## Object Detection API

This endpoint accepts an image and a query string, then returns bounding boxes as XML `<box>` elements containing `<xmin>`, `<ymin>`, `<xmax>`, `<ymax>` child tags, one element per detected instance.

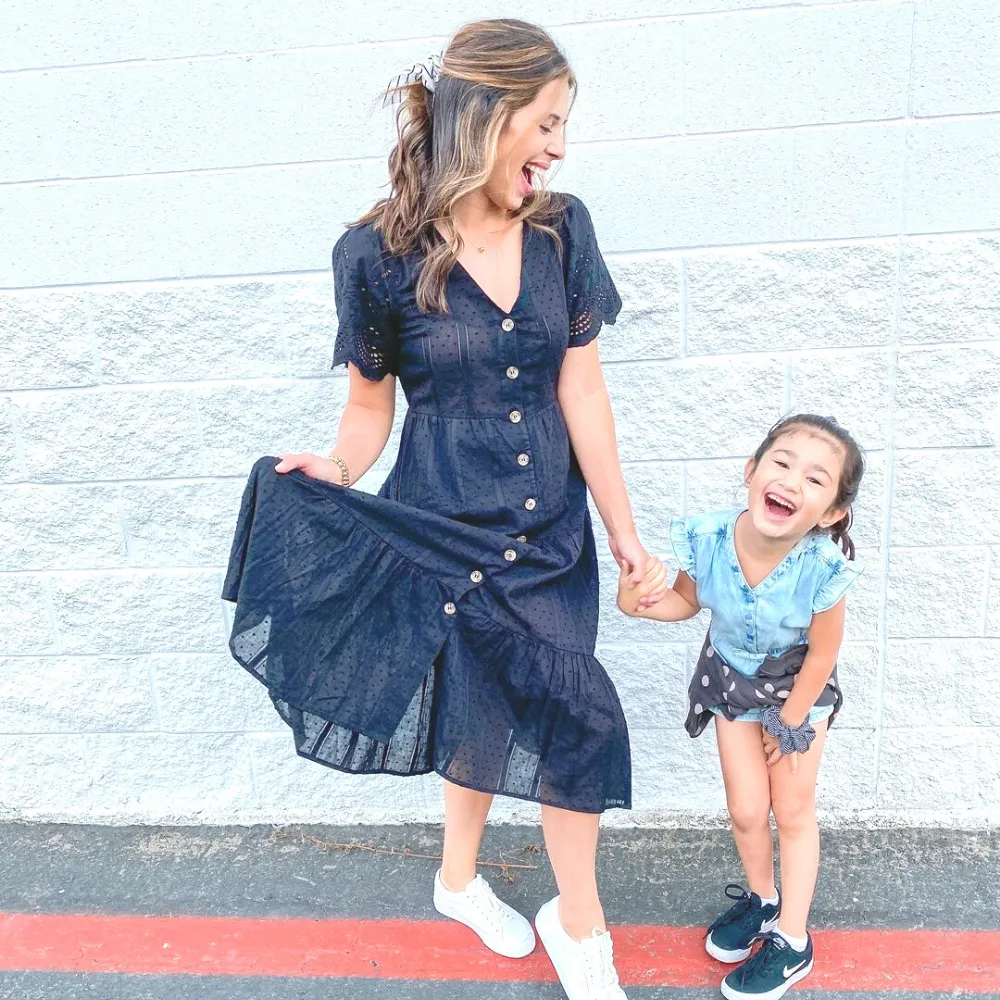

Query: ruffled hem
<box><xmin>223</xmin><ymin>456</ymin><xmax>631</xmax><ymax>813</ymax></box>
<box><xmin>669</xmin><ymin>516</ymin><xmax>697</xmax><ymax>580</ymax></box>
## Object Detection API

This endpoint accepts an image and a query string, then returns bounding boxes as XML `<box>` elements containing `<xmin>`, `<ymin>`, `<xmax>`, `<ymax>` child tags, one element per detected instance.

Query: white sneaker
<box><xmin>433</xmin><ymin>869</ymin><xmax>535</xmax><ymax>958</ymax></box>
<box><xmin>535</xmin><ymin>896</ymin><xmax>628</xmax><ymax>999</ymax></box>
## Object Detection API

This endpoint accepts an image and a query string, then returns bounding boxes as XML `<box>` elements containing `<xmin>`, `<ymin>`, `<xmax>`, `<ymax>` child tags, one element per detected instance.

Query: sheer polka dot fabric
<box><xmin>225</xmin><ymin>195</ymin><xmax>629</xmax><ymax>813</ymax></box>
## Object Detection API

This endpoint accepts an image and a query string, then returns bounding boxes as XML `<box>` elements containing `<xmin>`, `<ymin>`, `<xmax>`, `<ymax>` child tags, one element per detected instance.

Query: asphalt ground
<box><xmin>1</xmin><ymin>823</ymin><xmax>997</xmax><ymax>999</ymax></box>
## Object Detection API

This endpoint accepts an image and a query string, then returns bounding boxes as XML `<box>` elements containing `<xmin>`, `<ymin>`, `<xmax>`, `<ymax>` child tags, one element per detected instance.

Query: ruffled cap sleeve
<box><xmin>669</xmin><ymin>516</ymin><xmax>698</xmax><ymax>580</ymax></box>
<box><xmin>812</xmin><ymin>548</ymin><xmax>864</xmax><ymax>613</ymax></box>
<box><xmin>561</xmin><ymin>195</ymin><xmax>622</xmax><ymax>347</ymax></box>
<box><xmin>332</xmin><ymin>225</ymin><xmax>398</xmax><ymax>381</ymax></box>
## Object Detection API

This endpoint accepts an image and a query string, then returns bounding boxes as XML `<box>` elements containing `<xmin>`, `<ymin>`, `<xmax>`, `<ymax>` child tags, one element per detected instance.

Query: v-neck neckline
<box><xmin>730</xmin><ymin>509</ymin><xmax>805</xmax><ymax>592</ymax></box>
<box><xmin>446</xmin><ymin>224</ymin><xmax>528</xmax><ymax>317</ymax></box>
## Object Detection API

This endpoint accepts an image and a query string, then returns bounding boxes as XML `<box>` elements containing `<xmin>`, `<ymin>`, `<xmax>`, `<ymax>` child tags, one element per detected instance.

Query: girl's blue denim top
<box><xmin>670</xmin><ymin>508</ymin><xmax>863</xmax><ymax>680</ymax></box>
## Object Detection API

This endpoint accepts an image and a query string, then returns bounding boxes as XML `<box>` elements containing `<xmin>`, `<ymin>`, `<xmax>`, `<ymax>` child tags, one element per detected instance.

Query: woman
<box><xmin>223</xmin><ymin>19</ymin><xmax>664</xmax><ymax>1000</ymax></box>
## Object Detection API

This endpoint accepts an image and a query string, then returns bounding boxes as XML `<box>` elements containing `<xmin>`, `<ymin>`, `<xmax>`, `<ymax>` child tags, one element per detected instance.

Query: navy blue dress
<box><xmin>223</xmin><ymin>195</ymin><xmax>631</xmax><ymax>812</ymax></box>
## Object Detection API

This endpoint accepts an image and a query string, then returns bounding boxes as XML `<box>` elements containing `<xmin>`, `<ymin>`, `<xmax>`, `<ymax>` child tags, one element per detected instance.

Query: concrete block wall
<box><xmin>1</xmin><ymin>0</ymin><xmax>998</xmax><ymax>828</ymax></box>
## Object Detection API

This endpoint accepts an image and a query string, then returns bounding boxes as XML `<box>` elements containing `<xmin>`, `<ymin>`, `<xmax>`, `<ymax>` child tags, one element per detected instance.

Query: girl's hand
<box><xmin>762</xmin><ymin>729</ymin><xmax>799</xmax><ymax>773</ymax></box>
<box><xmin>610</xmin><ymin>532</ymin><xmax>668</xmax><ymax>609</ymax></box>
<box><xmin>275</xmin><ymin>452</ymin><xmax>344</xmax><ymax>485</ymax></box>
<box><xmin>617</xmin><ymin>556</ymin><xmax>667</xmax><ymax>614</ymax></box>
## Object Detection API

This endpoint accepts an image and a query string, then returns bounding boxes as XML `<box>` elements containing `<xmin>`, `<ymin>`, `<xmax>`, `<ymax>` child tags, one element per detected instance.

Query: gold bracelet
<box><xmin>327</xmin><ymin>453</ymin><xmax>351</xmax><ymax>487</ymax></box>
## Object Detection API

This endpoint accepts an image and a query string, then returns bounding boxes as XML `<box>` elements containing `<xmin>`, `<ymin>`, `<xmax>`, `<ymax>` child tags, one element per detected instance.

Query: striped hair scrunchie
<box><xmin>383</xmin><ymin>53</ymin><xmax>443</xmax><ymax>107</ymax></box>
<box><xmin>761</xmin><ymin>705</ymin><xmax>817</xmax><ymax>755</ymax></box>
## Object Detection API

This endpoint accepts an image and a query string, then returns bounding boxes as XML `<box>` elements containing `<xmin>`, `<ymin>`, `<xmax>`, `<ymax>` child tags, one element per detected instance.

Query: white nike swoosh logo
<box><xmin>783</xmin><ymin>959</ymin><xmax>808</xmax><ymax>979</ymax></box>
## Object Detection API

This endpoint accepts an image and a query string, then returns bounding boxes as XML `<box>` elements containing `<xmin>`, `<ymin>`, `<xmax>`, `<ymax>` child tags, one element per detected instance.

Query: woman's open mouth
<box><xmin>518</xmin><ymin>164</ymin><xmax>535</xmax><ymax>197</ymax></box>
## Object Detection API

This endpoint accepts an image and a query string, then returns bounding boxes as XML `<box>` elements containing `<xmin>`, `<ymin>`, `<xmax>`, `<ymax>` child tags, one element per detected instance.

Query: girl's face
<box><xmin>744</xmin><ymin>430</ymin><xmax>847</xmax><ymax>545</ymax></box>
<box><xmin>485</xmin><ymin>77</ymin><xmax>571</xmax><ymax>213</ymax></box>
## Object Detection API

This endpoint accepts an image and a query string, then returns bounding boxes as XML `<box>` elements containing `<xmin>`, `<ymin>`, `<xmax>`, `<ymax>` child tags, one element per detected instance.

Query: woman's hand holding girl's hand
<box><xmin>275</xmin><ymin>452</ymin><xmax>345</xmax><ymax>485</ymax></box>
<box><xmin>617</xmin><ymin>555</ymin><xmax>668</xmax><ymax>614</ymax></box>
<box><xmin>609</xmin><ymin>532</ymin><xmax>668</xmax><ymax>609</ymax></box>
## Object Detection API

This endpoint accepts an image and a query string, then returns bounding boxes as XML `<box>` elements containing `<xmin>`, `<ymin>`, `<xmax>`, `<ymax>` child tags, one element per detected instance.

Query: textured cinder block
<box><xmin>0</xmin><ymin>398</ymin><xmax>20</xmax><ymax>483</ymax></box>
<box><xmin>883</xmin><ymin>639</ymin><xmax>999</xmax><ymax>728</ymax></box>
<box><xmin>892</xmin><ymin>449</ymin><xmax>999</xmax><ymax>546</ymax></box>
<box><xmin>0</xmin><ymin>0</ymin><xmax>841</xmax><ymax>73</ymax></box>
<box><xmin>561</xmin><ymin>130</ymin><xmax>790</xmax><ymax>251</ymax></box>
<box><xmin>599</xmin><ymin>642</ymin><xmax>693</xmax><ymax>731</ymax></box>
<box><xmin>686</xmin><ymin>243</ymin><xmax>897</xmax><ymax>355</ymax></box>
<box><xmin>987</xmin><ymin>548</ymin><xmax>1000</xmax><ymax>637</ymax></box>
<box><xmin>597</xmin><ymin>558</ymin><xmax>711</xmax><ymax>645</ymax></box>
<box><xmin>894</xmin><ymin>346</ymin><xmax>1000</xmax><ymax>448</ymax></box>
<box><xmin>0</xmin><ymin>735</ymin><xmax>92</xmax><ymax>819</ymax></box>
<box><xmin>48</xmin><ymin>570</ymin><xmax>225</xmax><ymax>655</ymax></box>
<box><xmin>120</xmin><ymin>479</ymin><xmax>246</xmax><ymax>568</ymax></box>
<box><xmin>900</xmin><ymin>237</ymin><xmax>1000</xmax><ymax>344</ymax></box>
<box><xmin>558</xmin><ymin>21</ymin><xmax>683</xmax><ymax>143</ymax></box>
<box><xmin>0</xmin><ymin>484</ymin><xmax>126</xmax><ymax>571</ymax></box>
<box><xmin>92</xmin><ymin>282</ymin><xmax>285</xmax><ymax>383</ymax></box>
<box><xmin>0</xmin><ymin>655</ymin><xmax>156</xmax><ymax>733</ymax></box>
<box><xmin>685</xmin><ymin>5</ymin><xmax>911</xmax><ymax>132</ymax></box>
<box><xmin>247</xmin><ymin>732</ymin><xmax>438</xmax><ymax>823</ymax></box>
<box><xmin>790</xmin><ymin>123</ymin><xmax>907</xmax><ymax>239</ymax></box>
<box><xmin>85</xmin><ymin>733</ymin><xmax>255</xmax><ymax>822</ymax></box>
<box><xmin>816</xmin><ymin>729</ymin><xmax>877</xmax><ymax>813</ymax></box>
<box><xmin>14</xmin><ymin>388</ymin><xmax>203</xmax><ymax>482</ymax></box>
<box><xmin>629</xmin><ymin>727</ymin><xmax>728</xmax><ymax>816</ymax></box>
<box><xmin>152</xmin><ymin>653</ymin><xmax>286</xmax><ymax>733</ymax></box>
<box><xmin>0</xmin><ymin>50</ymin><xmax>398</xmax><ymax>182</ymax></box>
<box><xmin>886</xmin><ymin>547</ymin><xmax>987</xmax><ymax>639</ymax></box>
<box><xmin>789</xmin><ymin>349</ymin><xmax>893</xmax><ymax>450</ymax></box>
<box><xmin>842</xmin><ymin>548</ymin><xmax>880</xmax><ymax>643</ymax></box>
<box><xmin>602</xmin><ymin>255</ymin><xmax>682</xmax><ymax>363</ymax></box>
<box><xmin>0</xmin><ymin>159</ymin><xmax>386</xmax><ymax>287</ymax></box>
<box><xmin>0</xmin><ymin>574</ymin><xmax>58</xmax><ymax>654</ymax></box>
<box><xmin>0</xmin><ymin>292</ymin><xmax>97</xmax><ymax>391</ymax></box>
<box><xmin>283</xmin><ymin>277</ymin><xmax>340</xmax><ymax>379</ymax></box>
<box><xmin>195</xmin><ymin>380</ymin><xmax>351</xmax><ymax>477</ymax></box>
<box><xmin>606</xmin><ymin>359</ymin><xmax>784</xmax><ymax>462</ymax></box>
<box><xmin>610</xmin><ymin>462</ymin><xmax>685</xmax><ymax>557</ymax></box>
<box><xmin>685</xmin><ymin>459</ymin><xmax>747</xmax><ymax>517</ymax></box>
<box><xmin>849</xmin><ymin>449</ymin><xmax>887</xmax><ymax>552</ymax></box>
<box><xmin>907</xmin><ymin>118</ymin><xmax>1000</xmax><ymax>235</ymax></box>
<box><xmin>912</xmin><ymin>0</ymin><xmax>1000</xmax><ymax>117</ymax></box>
<box><xmin>877</xmin><ymin>728</ymin><xmax>1000</xmax><ymax>814</ymax></box>
<box><xmin>833</xmin><ymin>642</ymin><xmax>878</xmax><ymax>731</ymax></box>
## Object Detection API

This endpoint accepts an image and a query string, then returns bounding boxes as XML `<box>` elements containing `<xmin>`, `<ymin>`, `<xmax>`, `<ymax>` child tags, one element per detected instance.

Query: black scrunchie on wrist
<box><xmin>761</xmin><ymin>705</ymin><xmax>816</xmax><ymax>754</ymax></box>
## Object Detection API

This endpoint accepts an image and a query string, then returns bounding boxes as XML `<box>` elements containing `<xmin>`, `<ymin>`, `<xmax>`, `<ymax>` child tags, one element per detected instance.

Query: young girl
<box><xmin>618</xmin><ymin>414</ymin><xmax>865</xmax><ymax>1000</ymax></box>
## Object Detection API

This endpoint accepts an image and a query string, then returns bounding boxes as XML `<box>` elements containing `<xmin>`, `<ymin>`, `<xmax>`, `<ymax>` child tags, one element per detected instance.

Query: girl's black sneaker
<box><xmin>705</xmin><ymin>884</ymin><xmax>781</xmax><ymax>963</ymax></box>
<box><xmin>720</xmin><ymin>931</ymin><xmax>813</xmax><ymax>1000</ymax></box>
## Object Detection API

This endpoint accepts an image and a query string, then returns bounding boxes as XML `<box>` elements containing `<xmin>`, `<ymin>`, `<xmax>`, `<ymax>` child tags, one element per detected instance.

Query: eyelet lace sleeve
<box><xmin>331</xmin><ymin>225</ymin><xmax>398</xmax><ymax>381</ymax></box>
<box><xmin>561</xmin><ymin>195</ymin><xmax>622</xmax><ymax>347</ymax></box>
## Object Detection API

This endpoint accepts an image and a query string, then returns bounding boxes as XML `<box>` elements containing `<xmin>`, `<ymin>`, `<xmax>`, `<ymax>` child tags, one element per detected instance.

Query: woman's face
<box><xmin>484</xmin><ymin>76</ymin><xmax>572</xmax><ymax>213</ymax></box>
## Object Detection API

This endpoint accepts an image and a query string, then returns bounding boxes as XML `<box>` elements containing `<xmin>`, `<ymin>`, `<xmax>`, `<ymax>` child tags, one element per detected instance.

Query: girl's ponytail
<box><xmin>828</xmin><ymin>509</ymin><xmax>855</xmax><ymax>561</ymax></box>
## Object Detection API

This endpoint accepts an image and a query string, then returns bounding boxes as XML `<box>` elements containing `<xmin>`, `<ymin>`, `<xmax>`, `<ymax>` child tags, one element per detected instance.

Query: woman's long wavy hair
<box><xmin>356</xmin><ymin>19</ymin><xmax>576</xmax><ymax>313</ymax></box>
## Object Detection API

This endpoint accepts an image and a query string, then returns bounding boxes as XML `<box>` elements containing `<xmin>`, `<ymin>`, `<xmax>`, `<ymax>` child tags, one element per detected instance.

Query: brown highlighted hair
<box><xmin>750</xmin><ymin>414</ymin><xmax>865</xmax><ymax>560</ymax></box>
<box><xmin>357</xmin><ymin>19</ymin><xmax>575</xmax><ymax>313</ymax></box>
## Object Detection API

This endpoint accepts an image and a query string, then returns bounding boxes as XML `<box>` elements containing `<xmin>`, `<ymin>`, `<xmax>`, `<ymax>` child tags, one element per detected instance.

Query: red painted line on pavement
<box><xmin>1</xmin><ymin>913</ymin><xmax>998</xmax><ymax>993</ymax></box>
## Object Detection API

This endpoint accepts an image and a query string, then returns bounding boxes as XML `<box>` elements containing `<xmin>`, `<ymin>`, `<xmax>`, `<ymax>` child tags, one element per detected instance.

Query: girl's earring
<box><xmin>734</xmin><ymin>482</ymin><xmax>749</xmax><ymax>506</ymax></box>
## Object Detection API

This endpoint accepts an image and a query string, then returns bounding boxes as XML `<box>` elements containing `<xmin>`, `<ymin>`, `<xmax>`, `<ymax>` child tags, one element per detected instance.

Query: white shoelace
<box><xmin>465</xmin><ymin>875</ymin><xmax>508</xmax><ymax>933</ymax></box>
<box><xmin>581</xmin><ymin>930</ymin><xmax>624</xmax><ymax>997</ymax></box>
